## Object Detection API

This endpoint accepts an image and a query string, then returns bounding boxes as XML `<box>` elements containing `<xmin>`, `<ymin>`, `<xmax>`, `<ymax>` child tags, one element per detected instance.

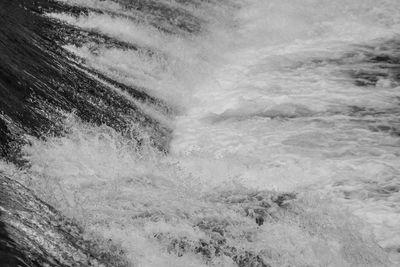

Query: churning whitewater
<box><xmin>1</xmin><ymin>0</ymin><xmax>400</xmax><ymax>266</ymax></box>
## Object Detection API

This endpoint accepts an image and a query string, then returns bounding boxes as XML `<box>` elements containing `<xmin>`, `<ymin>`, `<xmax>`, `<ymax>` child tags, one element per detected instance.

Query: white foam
<box><xmin>169</xmin><ymin>1</ymin><xmax>400</xmax><ymax>263</ymax></box>
<box><xmin>7</xmin><ymin>117</ymin><xmax>390</xmax><ymax>266</ymax></box>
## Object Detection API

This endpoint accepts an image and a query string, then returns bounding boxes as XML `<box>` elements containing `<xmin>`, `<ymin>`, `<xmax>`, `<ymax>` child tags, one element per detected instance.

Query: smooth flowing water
<box><xmin>2</xmin><ymin>0</ymin><xmax>400</xmax><ymax>266</ymax></box>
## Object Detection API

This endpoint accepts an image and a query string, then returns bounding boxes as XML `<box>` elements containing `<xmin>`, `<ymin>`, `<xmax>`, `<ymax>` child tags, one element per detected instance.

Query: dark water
<box><xmin>0</xmin><ymin>0</ymin><xmax>171</xmax><ymax>162</ymax></box>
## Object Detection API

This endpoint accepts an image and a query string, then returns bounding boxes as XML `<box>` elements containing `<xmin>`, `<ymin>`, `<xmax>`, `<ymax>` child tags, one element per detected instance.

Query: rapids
<box><xmin>1</xmin><ymin>0</ymin><xmax>400</xmax><ymax>266</ymax></box>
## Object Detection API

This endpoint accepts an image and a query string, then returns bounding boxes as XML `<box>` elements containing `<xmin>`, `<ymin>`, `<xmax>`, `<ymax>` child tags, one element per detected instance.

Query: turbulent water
<box><xmin>1</xmin><ymin>0</ymin><xmax>400</xmax><ymax>266</ymax></box>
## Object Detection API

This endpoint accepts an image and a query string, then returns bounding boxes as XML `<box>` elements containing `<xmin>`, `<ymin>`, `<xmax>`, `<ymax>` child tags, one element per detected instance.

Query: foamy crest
<box><xmin>9</xmin><ymin>117</ymin><xmax>389</xmax><ymax>266</ymax></box>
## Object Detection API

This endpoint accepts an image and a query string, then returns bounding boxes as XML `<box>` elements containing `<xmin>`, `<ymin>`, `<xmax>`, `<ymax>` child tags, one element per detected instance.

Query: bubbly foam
<box><xmin>3</xmin><ymin>117</ymin><xmax>389</xmax><ymax>266</ymax></box>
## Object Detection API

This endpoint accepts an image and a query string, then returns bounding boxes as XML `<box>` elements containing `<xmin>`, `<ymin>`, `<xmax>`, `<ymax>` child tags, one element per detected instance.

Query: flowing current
<box><xmin>2</xmin><ymin>0</ymin><xmax>400</xmax><ymax>266</ymax></box>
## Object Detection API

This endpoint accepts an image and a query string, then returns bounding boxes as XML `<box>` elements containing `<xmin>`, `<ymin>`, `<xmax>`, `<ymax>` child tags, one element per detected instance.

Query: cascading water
<box><xmin>1</xmin><ymin>0</ymin><xmax>400</xmax><ymax>266</ymax></box>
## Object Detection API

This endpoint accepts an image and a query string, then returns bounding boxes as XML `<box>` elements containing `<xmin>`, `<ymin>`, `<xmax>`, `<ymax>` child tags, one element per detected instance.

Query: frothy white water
<box><xmin>5</xmin><ymin>0</ymin><xmax>400</xmax><ymax>265</ymax></box>
<box><xmin>3</xmin><ymin>116</ymin><xmax>389</xmax><ymax>266</ymax></box>
<box><xmin>171</xmin><ymin>1</ymin><xmax>400</xmax><ymax>262</ymax></box>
